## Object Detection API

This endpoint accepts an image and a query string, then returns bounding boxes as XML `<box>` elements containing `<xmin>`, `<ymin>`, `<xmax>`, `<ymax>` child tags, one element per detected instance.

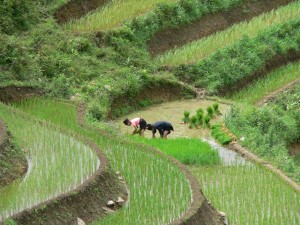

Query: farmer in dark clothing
<box><xmin>146</xmin><ymin>121</ymin><xmax>174</xmax><ymax>139</ymax></box>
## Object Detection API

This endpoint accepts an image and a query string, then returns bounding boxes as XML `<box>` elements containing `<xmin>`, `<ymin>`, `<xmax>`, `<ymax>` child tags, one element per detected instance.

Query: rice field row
<box><xmin>190</xmin><ymin>164</ymin><xmax>300</xmax><ymax>225</ymax></box>
<box><xmin>65</xmin><ymin>0</ymin><xmax>178</xmax><ymax>32</ymax></box>
<box><xmin>229</xmin><ymin>61</ymin><xmax>300</xmax><ymax>104</ymax></box>
<box><xmin>13</xmin><ymin>98</ymin><xmax>192</xmax><ymax>225</ymax></box>
<box><xmin>157</xmin><ymin>0</ymin><xmax>300</xmax><ymax>66</ymax></box>
<box><xmin>129</xmin><ymin>136</ymin><xmax>220</xmax><ymax>166</ymax></box>
<box><xmin>0</xmin><ymin>103</ymin><xmax>99</xmax><ymax>221</ymax></box>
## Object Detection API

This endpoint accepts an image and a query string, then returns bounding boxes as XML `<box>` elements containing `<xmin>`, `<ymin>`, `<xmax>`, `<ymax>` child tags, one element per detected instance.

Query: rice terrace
<box><xmin>0</xmin><ymin>0</ymin><xmax>300</xmax><ymax>224</ymax></box>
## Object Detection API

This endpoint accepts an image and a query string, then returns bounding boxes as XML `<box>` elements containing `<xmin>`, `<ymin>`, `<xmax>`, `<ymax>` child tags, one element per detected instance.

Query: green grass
<box><xmin>295</xmin><ymin>154</ymin><xmax>300</xmax><ymax>166</ymax></box>
<box><xmin>13</xmin><ymin>98</ymin><xmax>192</xmax><ymax>225</ymax></box>
<box><xmin>190</xmin><ymin>164</ymin><xmax>300</xmax><ymax>225</ymax></box>
<box><xmin>65</xmin><ymin>0</ymin><xmax>178</xmax><ymax>32</ymax></box>
<box><xmin>229</xmin><ymin>62</ymin><xmax>300</xmax><ymax>104</ymax></box>
<box><xmin>0</xmin><ymin>103</ymin><xmax>99</xmax><ymax>221</ymax></box>
<box><xmin>129</xmin><ymin>136</ymin><xmax>220</xmax><ymax>166</ymax></box>
<box><xmin>157</xmin><ymin>1</ymin><xmax>300</xmax><ymax>66</ymax></box>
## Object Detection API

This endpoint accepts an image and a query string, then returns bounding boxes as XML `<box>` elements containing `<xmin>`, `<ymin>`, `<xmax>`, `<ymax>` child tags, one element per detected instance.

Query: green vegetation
<box><xmin>67</xmin><ymin>0</ymin><xmax>243</xmax><ymax>35</ymax></box>
<box><xmin>2</xmin><ymin>0</ymin><xmax>300</xmax><ymax>224</ymax></box>
<box><xmin>230</xmin><ymin>62</ymin><xmax>300</xmax><ymax>104</ymax></box>
<box><xmin>65</xmin><ymin>0</ymin><xmax>178</xmax><ymax>32</ymax></box>
<box><xmin>182</xmin><ymin>110</ymin><xmax>190</xmax><ymax>124</ymax></box>
<box><xmin>0</xmin><ymin>103</ymin><xmax>99</xmax><ymax>220</ymax></box>
<box><xmin>13</xmin><ymin>98</ymin><xmax>192</xmax><ymax>224</ymax></box>
<box><xmin>183</xmin><ymin>103</ymin><xmax>221</xmax><ymax>129</ymax></box>
<box><xmin>191</xmin><ymin>164</ymin><xmax>300</xmax><ymax>225</ymax></box>
<box><xmin>211</xmin><ymin>123</ymin><xmax>233</xmax><ymax>145</ymax></box>
<box><xmin>157</xmin><ymin>1</ymin><xmax>300</xmax><ymax>66</ymax></box>
<box><xmin>225</xmin><ymin>106</ymin><xmax>300</xmax><ymax>182</ymax></box>
<box><xmin>129</xmin><ymin>136</ymin><xmax>220</xmax><ymax>166</ymax></box>
<box><xmin>174</xmin><ymin>18</ymin><xmax>300</xmax><ymax>94</ymax></box>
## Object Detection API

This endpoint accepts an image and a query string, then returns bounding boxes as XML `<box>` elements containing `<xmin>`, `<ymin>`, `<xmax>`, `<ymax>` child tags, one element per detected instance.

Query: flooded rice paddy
<box><xmin>117</xmin><ymin>99</ymin><xmax>300</xmax><ymax>225</ymax></box>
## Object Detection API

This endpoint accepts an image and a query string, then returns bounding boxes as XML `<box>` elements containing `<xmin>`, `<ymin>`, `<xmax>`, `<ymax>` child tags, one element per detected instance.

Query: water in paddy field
<box><xmin>117</xmin><ymin>99</ymin><xmax>247</xmax><ymax>164</ymax></box>
<box><xmin>202</xmin><ymin>138</ymin><xmax>249</xmax><ymax>166</ymax></box>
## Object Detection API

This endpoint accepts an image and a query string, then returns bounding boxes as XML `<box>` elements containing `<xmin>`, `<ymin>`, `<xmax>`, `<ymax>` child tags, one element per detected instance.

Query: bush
<box><xmin>0</xmin><ymin>0</ymin><xmax>39</xmax><ymax>34</ymax></box>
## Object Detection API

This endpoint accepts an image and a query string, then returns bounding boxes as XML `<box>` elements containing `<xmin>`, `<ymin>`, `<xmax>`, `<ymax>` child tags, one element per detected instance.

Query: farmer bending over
<box><xmin>146</xmin><ymin>121</ymin><xmax>174</xmax><ymax>139</ymax></box>
<box><xmin>123</xmin><ymin>117</ymin><xmax>147</xmax><ymax>136</ymax></box>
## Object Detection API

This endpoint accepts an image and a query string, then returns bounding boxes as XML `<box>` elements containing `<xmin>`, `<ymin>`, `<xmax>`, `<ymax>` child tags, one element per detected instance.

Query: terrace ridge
<box><xmin>54</xmin><ymin>0</ymin><xmax>110</xmax><ymax>24</ymax></box>
<box><xmin>0</xmin><ymin>118</ymin><xmax>27</xmax><ymax>187</ymax></box>
<box><xmin>148</xmin><ymin>0</ymin><xmax>294</xmax><ymax>56</ymax></box>
<box><xmin>256</xmin><ymin>77</ymin><xmax>300</xmax><ymax>106</ymax></box>
<box><xmin>221</xmin><ymin>51</ymin><xmax>300</xmax><ymax>96</ymax></box>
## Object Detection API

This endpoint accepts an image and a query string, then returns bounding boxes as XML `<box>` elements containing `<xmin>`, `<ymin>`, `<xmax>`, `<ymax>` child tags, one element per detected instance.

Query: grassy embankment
<box><xmin>172</xmin><ymin>17</ymin><xmax>300</xmax><ymax>95</ymax></box>
<box><xmin>65</xmin><ymin>0</ymin><xmax>178</xmax><ymax>31</ymax></box>
<box><xmin>157</xmin><ymin>0</ymin><xmax>300</xmax><ymax>66</ymax></box>
<box><xmin>66</xmin><ymin>0</ymin><xmax>243</xmax><ymax>32</ymax></box>
<box><xmin>13</xmin><ymin>98</ymin><xmax>192</xmax><ymax>225</ymax></box>
<box><xmin>0</xmin><ymin>103</ymin><xmax>99</xmax><ymax>221</ymax></box>
<box><xmin>230</xmin><ymin>61</ymin><xmax>300</xmax><ymax>104</ymax></box>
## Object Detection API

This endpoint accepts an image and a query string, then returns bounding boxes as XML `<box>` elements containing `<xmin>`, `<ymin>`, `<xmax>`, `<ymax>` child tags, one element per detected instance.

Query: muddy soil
<box><xmin>289</xmin><ymin>142</ymin><xmax>300</xmax><ymax>156</ymax></box>
<box><xmin>0</xmin><ymin>119</ymin><xmax>27</xmax><ymax>186</ymax></box>
<box><xmin>108</xmin><ymin>81</ymin><xmax>196</xmax><ymax>119</ymax></box>
<box><xmin>54</xmin><ymin>0</ymin><xmax>109</xmax><ymax>24</ymax></box>
<box><xmin>148</xmin><ymin>0</ymin><xmax>293</xmax><ymax>56</ymax></box>
<box><xmin>0</xmin><ymin>86</ymin><xmax>43</xmax><ymax>104</ymax></box>
<box><xmin>117</xmin><ymin>99</ymin><xmax>230</xmax><ymax>139</ymax></box>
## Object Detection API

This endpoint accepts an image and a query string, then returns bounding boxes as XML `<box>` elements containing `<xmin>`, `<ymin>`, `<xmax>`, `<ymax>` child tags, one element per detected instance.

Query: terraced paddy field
<box><xmin>9</xmin><ymin>98</ymin><xmax>198</xmax><ymax>225</ymax></box>
<box><xmin>117</xmin><ymin>99</ymin><xmax>300</xmax><ymax>225</ymax></box>
<box><xmin>1</xmin><ymin>0</ymin><xmax>300</xmax><ymax>224</ymax></box>
<box><xmin>0</xmin><ymin>103</ymin><xmax>100</xmax><ymax>222</ymax></box>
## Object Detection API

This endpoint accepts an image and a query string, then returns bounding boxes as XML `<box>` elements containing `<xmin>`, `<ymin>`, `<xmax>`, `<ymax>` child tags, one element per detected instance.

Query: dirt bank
<box><xmin>0</xmin><ymin>119</ymin><xmax>27</xmax><ymax>187</ymax></box>
<box><xmin>4</xmin><ymin>120</ymin><xmax>128</xmax><ymax>225</ymax></box>
<box><xmin>108</xmin><ymin>80</ymin><xmax>197</xmax><ymax>119</ymax></box>
<box><xmin>256</xmin><ymin>77</ymin><xmax>300</xmax><ymax>106</ymax></box>
<box><xmin>289</xmin><ymin>142</ymin><xmax>300</xmax><ymax>156</ymax></box>
<box><xmin>0</xmin><ymin>86</ymin><xmax>43</xmax><ymax>104</ymax></box>
<box><xmin>54</xmin><ymin>0</ymin><xmax>109</xmax><ymax>24</ymax></box>
<box><xmin>223</xmin><ymin>51</ymin><xmax>300</xmax><ymax>96</ymax></box>
<box><xmin>148</xmin><ymin>0</ymin><xmax>293</xmax><ymax>56</ymax></box>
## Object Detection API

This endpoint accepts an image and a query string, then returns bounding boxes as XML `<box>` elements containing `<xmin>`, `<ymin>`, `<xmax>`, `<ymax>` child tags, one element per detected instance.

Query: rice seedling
<box><xmin>0</xmin><ymin>103</ymin><xmax>99</xmax><ymax>221</ymax></box>
<box><xmin>182</xmin><ymin>110</ymin><xmax>190</xmax><ymax>124</ymax></box>
<box><xmin>190</xmin><ymin>164</ymin><xmax>300</xmax><ymax>225</ymax></box>
<box><xmin>65</xmin><ymin>0</ymin><xmax>178</xmax><ymax>32</ymax></box>
<box><xmin>157</xmin><ymin>1</ymin><xmax>300</xmax><ymax>66</ymax></box>
<box><xmin>230</xmin><ymin>61</ymin><xmax>300</xmax><ymax>104</ymax></box>
<box><xmin>129</xmin><ymin>136</ymin><xmax>220</xmax><ymax>166</ymax></box>
<box><xmin>13</xmin><ymin>98</ymin><xmax>192</xmax><ymax>224</ymax></box>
